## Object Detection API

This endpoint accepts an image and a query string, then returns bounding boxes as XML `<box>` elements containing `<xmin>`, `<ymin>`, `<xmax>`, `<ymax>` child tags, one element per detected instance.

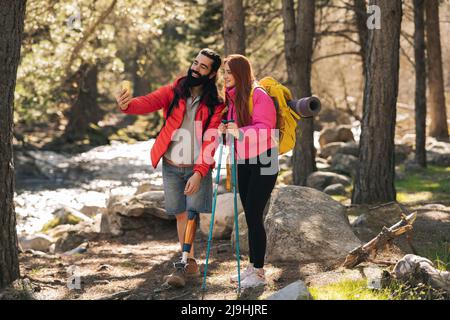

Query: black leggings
<box><xmin>237</xmin><ymin>152</ymin><xmax>278</xmax><ymax>269</ymax></box>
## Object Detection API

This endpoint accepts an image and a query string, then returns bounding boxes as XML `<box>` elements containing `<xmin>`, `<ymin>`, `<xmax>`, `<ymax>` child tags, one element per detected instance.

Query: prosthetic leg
<box><xmin>174</xmin><ymin>209</ymin><xmax>198</xmax><ymax>270</ymax></box>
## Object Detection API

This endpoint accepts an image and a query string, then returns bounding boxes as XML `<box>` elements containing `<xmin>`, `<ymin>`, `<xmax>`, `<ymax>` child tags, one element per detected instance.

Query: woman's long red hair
<box><xmin>224</xmin><ymin>55</ymin><xmax>255</xmax><ymax>127</ymax></box>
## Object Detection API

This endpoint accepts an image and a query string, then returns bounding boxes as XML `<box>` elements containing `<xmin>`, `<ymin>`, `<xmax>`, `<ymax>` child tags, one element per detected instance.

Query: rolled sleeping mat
<box><xmin>287</xmin><ymin>96</ymin><xmax>321</xmax><ymax>118</ymax></box>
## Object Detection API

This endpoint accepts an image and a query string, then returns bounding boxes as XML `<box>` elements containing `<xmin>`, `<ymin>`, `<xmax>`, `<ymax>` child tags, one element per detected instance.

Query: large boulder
<box><xmin>199</xmin><ymin>193</ymin><xmax>244</xmax><ymax>240</ymax></box>
<box><xmin>306</xmin><ymin>171</ymin><xmax>352</xmax><ymax>191</ymax></box>
<box><xmin>319</xmin><ymin>125</ymin><xmax>355</xmax><ymax>149</ymax></box>
<box><xmin>265</xmin><ymin>186</ymin><xmax>362</xmax><ymax>267</ymax></box>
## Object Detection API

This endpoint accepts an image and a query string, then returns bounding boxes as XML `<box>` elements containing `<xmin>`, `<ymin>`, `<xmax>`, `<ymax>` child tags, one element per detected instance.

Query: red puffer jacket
<box><xmin>121</xmin><ymin>77</ymin><xmax>225</xmax><ymax>177</ymax></box>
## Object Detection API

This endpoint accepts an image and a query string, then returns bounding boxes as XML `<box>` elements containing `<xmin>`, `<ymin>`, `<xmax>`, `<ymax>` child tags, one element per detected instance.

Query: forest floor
<box><xmin>11</xmin><ymin>204</ymin><xmax>450</xmax><ymax>300</ymax></box>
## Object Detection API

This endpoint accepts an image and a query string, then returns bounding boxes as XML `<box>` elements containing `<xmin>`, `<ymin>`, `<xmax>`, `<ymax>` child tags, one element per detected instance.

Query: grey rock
<box><xmin>307</xmin><ymin>171</ymin><xmax>351</xmax><ymax>191</ymax></box>
<box><xmin>336</xmin><ymin>141</ymin><xmax>359</xmax><ymax>157</ymax></box>
<box><xmin>55</xmin><ymin>231</ymin><xmax>87</xmax><ymax>253</ymax></box>
<box><xmin>19</xmin><ymin>234</ymin><xmax>55</xmax><ymax>252</ymax></box>
<box><xmin>80</xmin><ymin>206</ymin><xmax>105</xmax><ymax>217</ymax></box>
<box><xmin>265</xmin><ymin>186</ymin><xmax>362</xmax><ymax>266</ymax></box>
<box><xmin>319</xmin><ymin>142</ymin><xmax>345</xmax><ymax>159</ymax></box>
<box><xmin>231</xmin><ymin>197</ymin><xmax>271</xmax><ymax>255</ymax></box>
<box><xmin>323</xmin><ymin>183</ymin><xmax>346</xmax><ymax>196</ymax></box>
<box><xmin>107</xmin><ymin>191</ymin><xmax>172</xmax><ymax>220</ymax></box>
<box><xmin>330</xmin><ymin>153</ymin><xmax>359</xmax><ymax>177</ymax></box>
<box><xmin>100</xmin><ymin>210</ymin><xmax>175</xmax><ymax>236</ymax></box>
<box><xmin>134</xmin><ymin>183</ymin><xmax>164</xmax><ymax>195</ymax></box>
<box><xmin>63</xmin><ymin>242</ymin><xmax>89</xmax><ymax>255</ymax></box>
<box><xmin>199</xmin><ymin>193</ymin><xmax>244</xmax><ymax>240</ymax></box>
<box><xmin>319</xmin><ymin>125</ymin><xmax>355</xmax><ymax>149</ymax></box>
<box><xmin>266</xmin><ymin>280</ymin><xmax>312</xmax><ymax>300</ymax></box>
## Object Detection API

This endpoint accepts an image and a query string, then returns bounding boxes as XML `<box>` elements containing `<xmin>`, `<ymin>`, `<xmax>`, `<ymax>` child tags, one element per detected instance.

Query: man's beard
<box><xmin>186</xmin><ymin>68</ymin><xmax>212</xmax><ymax>87</ymax></box>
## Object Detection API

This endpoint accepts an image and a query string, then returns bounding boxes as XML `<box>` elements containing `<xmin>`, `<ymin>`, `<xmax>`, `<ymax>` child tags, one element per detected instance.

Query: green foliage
<box><xmin>396</xmin><ymin>165</ymin><xmax>450</xmax><ymax>202</ymax></box>
<box><xmin>309</xmin><ymin>279</ymin><xmax>392</xmax><ymax>300</ymax></box>
<box><xmin>419</xmin><ymin>241</ymin><xmax>450</xmax><ymax>272</ymax></box>
<box><xmin>385</xmin><ymin>279</ymin><xmax>449</xmax><ymax>300</ymax></box>
<box><xmin>16</xmin><ymin>0</ymin><xmax>187</xmax><ymax>130</ymax></box>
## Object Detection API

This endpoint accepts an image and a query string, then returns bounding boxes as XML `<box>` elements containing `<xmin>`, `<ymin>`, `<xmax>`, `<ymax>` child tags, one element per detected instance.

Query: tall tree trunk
<box><xmin>64</xmin><ymin>63</ymin><xmax>104</xmax><ymax>142</ymax></box>
<box><xmin>0</xmin><ymin>0</ymin><xmax>26</xmax><ymax>289</ymax></box>
<box><xmin>352</xmin><ymin>0</ymin><xmax>402</xmax><ymax>205</ymax></box>
<box><xmin>223</xmin><ymin>0</ymin><xmax>246</xmax><ymax>55</ymax></box>
<box><xmin>425</xmin><ymin>0</ymin><xmax>448</xmax><ymax>140</ymax></box>
<box><xmin>354</xmin><ymin>0</ymin><xmax>368</xmax><ymax>78</ymax></box>
<box><xmin>282</xmin><ymin>0</ymin><xmax>316</xmax><ymax>186</ymax></box>
<box><xmin>414</xmin><ymin>0</ymin><xmax>427</xmax><ymax>167</ymax></box>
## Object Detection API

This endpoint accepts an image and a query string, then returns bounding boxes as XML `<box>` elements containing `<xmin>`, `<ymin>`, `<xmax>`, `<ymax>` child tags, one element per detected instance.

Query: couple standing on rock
<box><xmin>115</xmin><ymin>48</ymin><xmax>279</xmax><ymax>290</ymax></box>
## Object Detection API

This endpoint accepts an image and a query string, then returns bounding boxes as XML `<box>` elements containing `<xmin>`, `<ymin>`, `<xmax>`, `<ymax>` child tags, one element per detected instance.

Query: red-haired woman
<box><xmin>218</xmin><ymin>54</ymin><xmax>278</xmax><ymax>289</ymax></box>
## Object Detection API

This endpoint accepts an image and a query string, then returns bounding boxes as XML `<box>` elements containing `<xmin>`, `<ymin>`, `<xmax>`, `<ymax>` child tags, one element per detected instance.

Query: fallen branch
<box><xmin>343</xmin><ymin>210</ymin><xmax>417</xmax><ymax>268</ymax></box>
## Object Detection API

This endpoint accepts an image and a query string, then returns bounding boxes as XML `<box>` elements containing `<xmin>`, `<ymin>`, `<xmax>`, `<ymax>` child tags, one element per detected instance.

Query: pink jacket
<box><xmin>225</xmin><ymin>86</ymin><xmax>277</xmax><ymax>159</ymax></box>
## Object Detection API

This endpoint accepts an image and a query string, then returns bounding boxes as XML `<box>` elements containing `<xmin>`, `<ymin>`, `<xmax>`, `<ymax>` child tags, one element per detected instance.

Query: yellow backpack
<box><xmin>249</xmin><ymin>77</ymin><xmax>300</xmax><ymax>155</ymax></box>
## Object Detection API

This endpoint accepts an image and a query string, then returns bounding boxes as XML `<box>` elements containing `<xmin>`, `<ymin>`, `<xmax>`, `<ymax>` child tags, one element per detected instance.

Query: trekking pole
<box><xmin>201</xmin><ymin>122</ymin><xmax>226</xmax><ymax>297</ymax></box>
<box><xmin>229</xmin><ymin>120</ymin><xmax>241</xmax><ymax>295</ymax></box>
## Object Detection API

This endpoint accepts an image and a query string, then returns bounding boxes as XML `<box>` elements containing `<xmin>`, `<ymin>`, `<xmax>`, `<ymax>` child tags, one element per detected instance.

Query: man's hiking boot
<box><xmin>165</xmin><ymin>258</ymin><xmax>200</xmax><ymax>288</ymax></box>
<box><xmin>185</xmin><ymin>258</ymin><xmax>200</xmax><ymax>278</ymax></box>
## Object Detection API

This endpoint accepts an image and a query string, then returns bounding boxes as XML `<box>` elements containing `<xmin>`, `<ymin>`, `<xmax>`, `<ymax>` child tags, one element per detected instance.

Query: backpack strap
<box><xmin>248</xmin><ymin>82</ymin><xmax>266</xmax><ymax>114</ymax></box>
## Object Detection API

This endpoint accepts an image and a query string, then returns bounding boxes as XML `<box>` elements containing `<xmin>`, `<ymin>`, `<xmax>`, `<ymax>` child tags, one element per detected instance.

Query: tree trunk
<box><xmin>0</xmin><ymin>0</ymin><xmax>26</xmax><ymax>289</ymax></box>
<box><xmin>223</xmin><ymin>0</ymin><xmax>246</xmax><ymax>55</ymax></box>
<box><xmin>64</xmin><ymin>63</ymin><xmax>104</xmax><ymax>142</ymax></box>
<box><xmin>425</xmin><ymin>0</ymin><xmax>448</xmax><ymax>140</ymax></box>
<box><xmin>282</xmin><ymin>0</ymin><xmax>316</xmax><ymax>186</ymax></box>
<box><xmin>352</xmin><ymin>0</ymin><xmax>402</xmax><ymax>205</ymax></box>
<box><xmin>414</xmin><ymin>0</ymin><xmax>427</xmax><ymax>167</ymax></box>
<box><xmin>354</xmin><ymin>0</ymin><xmax>368</xmax><ymax>78</ymax></box>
